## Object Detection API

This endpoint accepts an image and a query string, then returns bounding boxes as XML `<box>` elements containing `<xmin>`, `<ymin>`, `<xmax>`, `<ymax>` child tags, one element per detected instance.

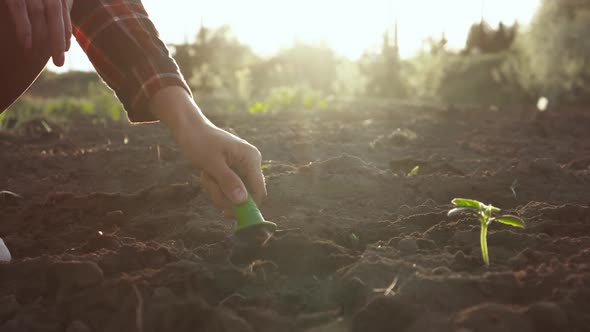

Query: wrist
<box><xmin>148</xmin><ymin>86</ymin><xmax>212</xmax><ymax>132</ymax></box>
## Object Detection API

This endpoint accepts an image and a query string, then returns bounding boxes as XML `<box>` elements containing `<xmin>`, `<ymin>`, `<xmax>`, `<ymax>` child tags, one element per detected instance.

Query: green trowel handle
<box><xmin>232</xmin><ymin>195</ymin><xmax>277</xmax><ymax>233</ymax></box>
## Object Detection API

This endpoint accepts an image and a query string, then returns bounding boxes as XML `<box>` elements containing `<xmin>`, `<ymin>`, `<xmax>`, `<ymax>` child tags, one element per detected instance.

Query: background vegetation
<box><xmin>2</xmin><ymin>0</ymin><xmax>589</xmax><ymax>128</ymax></box>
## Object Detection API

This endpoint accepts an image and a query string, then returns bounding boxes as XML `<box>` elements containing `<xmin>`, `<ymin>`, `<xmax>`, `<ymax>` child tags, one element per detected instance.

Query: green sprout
<box><xmin>448</xmin><ymin>198</ymin><xmax>525</xmax><ymax>266</ymax></box>
<box><xmin>407</xmin><ymin>165</ymin><xmax>420</xmax><ymax>177</ymax></box>
<box><xmin>349</xmin><ymin>232</ymin><xmax>360</xmax><ymax>250</ymax></box>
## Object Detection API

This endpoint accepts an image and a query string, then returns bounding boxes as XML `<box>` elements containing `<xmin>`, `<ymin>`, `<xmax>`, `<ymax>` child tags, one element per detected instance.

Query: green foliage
<box><xmin>403</xmin><ymin>50</ymin><xmax>447</xmax><ymax>99</ymax></box>
<box><xmin>0</xmin><ymin>85</ymin><xmax>124</xmax><ymax>129</ymax></box>
<box><xmin>173</xmin><ymin>28</ymin><xmax>353</xmax><ymax>106</ymax></box>
<box><xmin>515</xmin><ymin>0</ymin><xmax>590</xmax><ymax>105</ymax></box>
<box><xmin>436</xmin><ymin>51</ymin><xmax>528</xmax><ymax>105</ymax></box>
<box><xmin>248</xmin><ymin>85</ymin><xmax>330</xmax><ymax>113</ymax></box>
<box><xmin>448</xmin><ymin>198</ymin><xmax>525</xmax><ymax>266</ymax></box>
<box><xmin>360</xmin><ymin>31</ymin><xmax>408</xmax><ymax>98</ymax></box>
<box><xmin>173</xmin><ymin>25</ymin><xmax>258</xmax><ymax>96</ymax></box>
<box><xmin>9</xmin><ymin>1</ymin><xmax>588</xmax><ymax>123</ymax></box>
<box><xmin>252</xmin><ymin>42</ymin><xmax>339</xmax><ymax>96</ymax></box>
<box><xmin>26</xmin><ymin>70</ymin><xmax>100</xmax><ymax>98</ymax></box>
<box><xmin>248</xmin><ymin>101</ymin><xmax>269</xmax><ymax>114</ymax></box>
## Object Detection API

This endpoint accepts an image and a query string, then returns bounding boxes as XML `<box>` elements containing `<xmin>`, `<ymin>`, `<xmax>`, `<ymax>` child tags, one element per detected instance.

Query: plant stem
<box><xmin>480</xmin><ymin>223</ymin><xmax>489</xmax><ymax>266</ymax></box>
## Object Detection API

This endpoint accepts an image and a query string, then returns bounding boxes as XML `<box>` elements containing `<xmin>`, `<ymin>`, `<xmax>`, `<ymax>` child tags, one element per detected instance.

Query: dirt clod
<box><xmin>525</xmin><ymin>301</ymin><xmax>569</xmax><ymax>331</ymax></box>
<box><xmin>49</xmin><ymin>261</ymin><xmax>104</xmax><ymax>291</ymax></box>
<box><xmin>65</xmin><ymin>320</ymin><xmax>92</xmax><ymax>332</ymax></box>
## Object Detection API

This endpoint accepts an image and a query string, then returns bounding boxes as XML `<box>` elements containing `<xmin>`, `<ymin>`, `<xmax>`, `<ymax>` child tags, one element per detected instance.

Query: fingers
<box><xmin>200</xmin><ymin>171</ymin><xmax>230</xmax><ymax>211</ymax></box>
<box><xmin>43</xmin><ymin>0</ymin><xmax>66</xmax><ymax>66</ymax></box>
<box><xmin>234</xmin><ymin>145</ymin><xmax>267</xmax><ymax>206</ymax></box>
<box><xmin>207</xmin><ymin>162</ymin><xmax>248</xmax><ymax>206</ymax></box>
<box><xmin>27</xmin><ymin>0</ymin><xmax>48</xmax><ymax>53</ymax></box>
<box><xmin>7</xmin><ymin>0</ymin><xmax>70</xmax><ymax>63</ymax></box>
<box><xmin>61</xmin><ymin>0</ymin><xmax>72</xmax><ymax>51</ymax></box>
<box><xmin>7</xmin><ymin>0</ymin><xmax>33</xmax><ymax>50</ymax></box>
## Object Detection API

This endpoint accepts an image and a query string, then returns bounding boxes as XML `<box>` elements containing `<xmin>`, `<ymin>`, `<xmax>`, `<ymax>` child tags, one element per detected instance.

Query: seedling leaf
<box><xmin>407</xmin><ymin>165</ymin><xmax>420</xmax><ymax>177</ymax></box>
<box><xmin>349</xmin><ymin>233</ymin><xmax>360</xmax><ymax>250</ymax></box>
<box><xmin>495</xmin><ymin>215</ymin><xmax>525</xmax><ymax>228</ymax></box>
<box><xmin>452</xmin><ymin>198</ymin><xmax>482</xmax><ymax>209</ymax></box>
<box><xmin>448</xmin><ymin>198</ymin><xmax>524</xmax><ymax>267</ymax></box>
<box><xmin>447</xmin><ymin>207</ymin><xmax>477</xmax><ymax>217</ymax></box>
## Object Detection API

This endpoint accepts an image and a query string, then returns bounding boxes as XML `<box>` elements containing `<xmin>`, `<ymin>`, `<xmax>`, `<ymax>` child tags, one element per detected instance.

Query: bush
<box><xmin>437</xmin><ymin>51</ymin><xmax>528</xmax><ymax>105</ymax></box>
<box><xmin>248</xmin><ymin>85</ymin><xmax>330</xmax><ymax>113</ymax></box>
<box><xmin>0</xmin><ymin>85</ymin><xmax>124</xmax><ymax>129</ymax></box>
<box><xmin>517</xmin><ymin>0</ymin><xmax>590</xmax><ymax>105</ymax></box>
<box><xmin>403</xmin><ymin>50</ymin><xmax>446</xmax><ymax>100</ymax></box>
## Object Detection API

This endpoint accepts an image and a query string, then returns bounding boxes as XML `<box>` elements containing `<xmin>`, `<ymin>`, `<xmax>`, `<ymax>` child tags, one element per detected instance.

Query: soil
<box><xmin>1</xmin><ymin>104</ymin><xmax>590</xmax><ymax>332</ymax></box>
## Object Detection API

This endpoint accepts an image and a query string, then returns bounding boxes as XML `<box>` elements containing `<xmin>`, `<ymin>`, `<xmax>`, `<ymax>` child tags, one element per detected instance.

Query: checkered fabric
<box><xmin>71</xmin><ymin>0</ymin><xmax>191</xmax><ymax>122</ymax></box>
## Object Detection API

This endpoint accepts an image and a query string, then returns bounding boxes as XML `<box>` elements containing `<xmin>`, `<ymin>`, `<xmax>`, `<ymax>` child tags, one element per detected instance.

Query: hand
<box><xmin>5</xmin><ymin>0</ymin><xmax>74</xmax><ymax>66</ymax></box>
<box><xmin>149</xmin><ymin>87</ymin><xmax>267</xmax><ymax>218</ymax></box>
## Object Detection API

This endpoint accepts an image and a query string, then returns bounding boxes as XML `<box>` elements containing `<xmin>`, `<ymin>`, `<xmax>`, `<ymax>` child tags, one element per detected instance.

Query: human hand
<box><xmin>193</xmin><ymin>125</ymin><xmax>267</xmax><ymax>218</ymax></box>
<box><xmin>149</xmin><ymin>87</ymin><xmax>267</xmax><ymax>218</ymax></box>
<box><xmin>5</xmin><ymin>0</ymin><xmax>74</xmax><ymax>66</ymax></box>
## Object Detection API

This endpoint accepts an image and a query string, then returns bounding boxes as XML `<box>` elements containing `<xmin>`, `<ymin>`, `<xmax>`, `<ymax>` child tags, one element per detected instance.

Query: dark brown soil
<box><xmin>1</xmin><ymin>104</ymin><xmax>590</xmax><ymax>332</ymax></box>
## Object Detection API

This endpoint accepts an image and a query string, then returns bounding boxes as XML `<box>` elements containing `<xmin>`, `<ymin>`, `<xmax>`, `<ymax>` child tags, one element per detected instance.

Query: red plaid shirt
<box><xmin>71</xmin><ymin>0</ymin><xmax>191</xmax><ymax>122</ymax></box>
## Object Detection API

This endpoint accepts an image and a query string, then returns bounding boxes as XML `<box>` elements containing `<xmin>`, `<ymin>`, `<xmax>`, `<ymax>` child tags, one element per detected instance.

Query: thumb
<box><xmin>208</xmin><ymin>163</ymin><xmax>248</xmax><ymax>205</ymax></box>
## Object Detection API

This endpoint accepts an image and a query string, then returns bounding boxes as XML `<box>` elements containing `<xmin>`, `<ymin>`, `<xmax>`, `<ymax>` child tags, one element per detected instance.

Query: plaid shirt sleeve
<box><xmin>70</xmin><ymin>0</ymin><xmax>192</xmax><ymax>123</ymax></box>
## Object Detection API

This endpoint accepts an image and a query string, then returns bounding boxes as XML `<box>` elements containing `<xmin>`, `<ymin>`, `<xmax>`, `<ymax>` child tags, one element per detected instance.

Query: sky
<box><xmin>52</xmin><ymin>0</ymin><xmax>540</xmax><ymax>72</ymax></box>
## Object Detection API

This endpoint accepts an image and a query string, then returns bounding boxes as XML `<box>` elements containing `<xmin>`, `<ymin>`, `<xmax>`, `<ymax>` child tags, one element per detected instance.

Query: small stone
<box><xmin>105</xmin><ymin>210</ymin><xmax>125</xmax><ymax>225</ymax></box>
<box><xmin>352</xmin><ymin>296</ymin><xmax>418</xmax><ymax>332</ymax></box>
<box><xmin>432</xmin><ymin>266</ymin><xmax>452</xmax><ymax>275</ymax></box>
<box><xmin>454</xmin><ymin>303</ymin><xmax>532</xmax><ymax>332</ymax></box>
<box><xmin>0</xmin><ymin>191</ymin><xmax>23</xmax><ymax>205</ymax></box>
<box><xmin>143</xmin><ymin>248</ymin><xmax>170</xmax><ymax>267</ymax></box>
<box><xmin>453</xmin><ymin>251</ymin><xmax>467</xmax><ymax>266</ymax></box>
<box><xmin>530</xmin><ymin>158</ymin><xmax>561</xmax><ymax>174</ymax></box>
<box><xmin>66</xmin><ymin>320</ymin><xmax>92</xmax><ymax>332</ymax></box>
<box><xmin>106</xmin><ymin>210</ymin><xmax>124</xmax><ymax>218</ymax></box>
<box><xmin>0</xmin><ymin>319</ymin><xmax>17</xmax><ymax>331</ymax></box>
<box><xmin>50</xmin><ymin>261</ymin><xmax>103</xmax><ymax>290</ymax></box>
<box><xmin>525</xmin><ymin>301</ymin><xmax>568</xmax><ymax>331</ymax></box>
<box><xmin>152</xmin><ymin>287</ymin><xmax>175</xmax><ymax>300</ymax></box>
<box><xmin>0</xmin><ymin>295</ymin><xmax>19</xmax><ymax>320</ymax></box>
<box><xmin>83</xmin><ymin>234</ymin><xmax>120</xmax><ymax>252</ymax></box>
<box><xmin>398</xmin><ymin>238</ymin><xmax>418</xmax><ymax>254</ymax></box>
<box><xmin>508</xmin><ymin>252</ymin><xmax>528</xmax><ymax>269</ymax></box>
<box><xmin>333</xmin><ymin>277</ymin><xmax>369</xmax><ymax>313</ymax></box>
<box><xmin>452</xmin><ymin>230</ymin><xmax>477</xmax><ymax>245</ymax></box>
<box><xmin>416</xmin><ymin>238</ymin><xmax>436</xmax><ymax>250</ymax></box>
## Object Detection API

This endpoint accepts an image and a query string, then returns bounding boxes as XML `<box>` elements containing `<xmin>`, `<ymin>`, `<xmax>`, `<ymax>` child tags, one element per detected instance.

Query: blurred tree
<box><xmin>464</xmin><ymin>21</ymin><xmax>518</xmax><ymax>54</ymax></box>
<box><xmin>426</xmin><ymin>32</ymin><xmax>448</xmax><ymax>56</ymax></box>
<box><xmin>172</xmin><ymin>24</ymin><xmax>258</xmax><ymax>96</ymax></box>
<box><xmin>403</xmin><ymin>35</ymin><xmax>449</xmax><ymax>99</ymax></box>
<box><xmin>516</xmin><ymin>0</ymin><xmax>590</xmax><ymax>105</ymax></box>
<box><xmin>249</xmin><ymin>42</ymin><xmax>340</xmax><ymax>97</ymax></box>
<box><xmin>360</xmin><ymin>21</ymin><xmax>408</xmax><ymax>98</ymax></box>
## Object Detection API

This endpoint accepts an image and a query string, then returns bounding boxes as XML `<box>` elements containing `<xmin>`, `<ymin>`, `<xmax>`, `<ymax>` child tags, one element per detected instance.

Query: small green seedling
<box><xmin>349</xmin><ymin>232</ymin><xmax>360</xmax><ymax>250</ymax></box>
<box><xmin>448</xmin><ymin>198</ymin><xmax>525</xmax><ymax>266</ymax></box>
<box><xmin>407</xmin><ymin>165</ymin><xmax>420</xmax><ymax>177</ymax></box>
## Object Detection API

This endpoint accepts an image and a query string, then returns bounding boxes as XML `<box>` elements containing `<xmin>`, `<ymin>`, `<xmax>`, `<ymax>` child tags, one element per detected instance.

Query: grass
<box><xmin>0</xmin><ymin>91</ymin><xmax>124</xmax><ymax>130</ymax></box>
<box><xmin>448</xmin><ymin>198</ymin><xmax>525</xmax><ymax>266</ymax></box>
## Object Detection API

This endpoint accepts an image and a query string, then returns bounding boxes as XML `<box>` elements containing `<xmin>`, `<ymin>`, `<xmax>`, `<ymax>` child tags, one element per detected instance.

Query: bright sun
<box><xmin>54</xmin><ymin>0</ymin><xmax>540</xmax><ymax>71</ymax></box>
